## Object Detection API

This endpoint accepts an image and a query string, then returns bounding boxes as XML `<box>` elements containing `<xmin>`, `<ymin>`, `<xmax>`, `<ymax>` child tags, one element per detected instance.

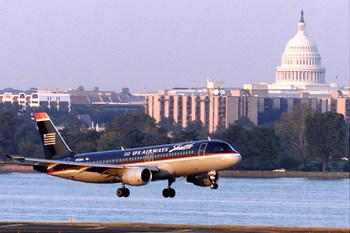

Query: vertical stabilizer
<box><xmin>35</xmin><ymin>112</ymin><xmax>74</xmax><ymax>159</ymax></box>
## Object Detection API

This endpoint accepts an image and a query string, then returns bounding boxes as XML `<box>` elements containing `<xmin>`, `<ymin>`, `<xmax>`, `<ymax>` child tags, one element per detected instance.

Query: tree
<box><xmin>158</xmin><ymin>117</ymin><xmax>182</xmax><ymax>140</ymax></box>
<box><xmin>174</xmin><ymin>121</ymin><xmax>208</xmax><ymax>143</ymax></box>
<box><xmin>60</xmin><ymin>113</ymin><xmax>88</xmax><ymax>135</ymax></box>
<box><xmin>15</xmin><ymin>114</ymin><xmax>43</xmax><ymax>157</ymax></box>
<box><xmin>234</xmin><ymin>117</ymin><xmax>256</xmax><ymax>129</ymax></box>
<box><xmin>345</xmin><ymin>123</ymin><xmax>350</xmax><ymax>159</ymax></box>
<box><xmin>258</xmin><ymin>108</ymin><xmax>283</xmax><ymax>126</ymax></box>
<box><xmin>64</xmin><ymin>130</ymin><xmax>100</xmax><ymax>153</ymax></box>
<box><xmin>275</xmin><ymin>104</ymin><xmax>314</xmax><ymax>167</ymax></box>
<box><xmin>305</xmin><ymin>112</ymin><xmax>346</xmax><ymax>172</ymax></box>
<box><xmin>220</xmin><ymin>125</ymin><xmax>282</xmax><ymax>170</ymax></box>
<box><xmin>221</xmin><ymin>125</ymin><xmax>251</xmax><ymax>169</ymax></box>
<box><xmin>97</xmin><ymin>112</ymin><xmax>167</xmax><ymax>150</ymax></box>
<box><xmin>250</xmin><ymin>127</ymin><xmax>282</xmax><ymax>170</ymax></box>
<box><xmin>0</xmin><ymin>109</ymin><xmax>17</xmax><ymax>155</ymax></box>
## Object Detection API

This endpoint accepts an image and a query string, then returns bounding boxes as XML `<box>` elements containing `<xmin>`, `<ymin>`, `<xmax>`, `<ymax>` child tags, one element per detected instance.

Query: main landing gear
<box><xmin>209</xmin><ymin>170</ymin><xmax>219</xmax><ymax>190</ymax></box>
<box><xmin>116</xmin><ymin>183</ymin><xmax>130</xmax><ymax>198</ymax></box>
<box><xmin>162</xmin><ymin>178</ymin><xmax>176</xmax><ymax>198</ymax></box>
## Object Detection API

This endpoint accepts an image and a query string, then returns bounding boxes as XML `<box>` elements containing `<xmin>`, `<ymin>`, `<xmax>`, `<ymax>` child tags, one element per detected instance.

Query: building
<box><xmin>146</xmin><ymin>83</ymin><xmax>231</xmax><ymax>133</ymax></box>
<box><xmin>0</xmin><ymin>90</ymin><xmax>71</xmax><ymax>111</ymax></box>
<box><xmin>274</xmin><ymin>10</ymin><xmax>326</xmax><ymax>90</ymax></box>
<box><xmin>244</xmin><ymin>10</ymin><xmax>349</xmax><ymax>98</ymax></box>
<box><xmin>68</xmin><ymin>88</ymin><xmax>144</xmax><ymax>114</ymax></box>
<box><xmin>145</xmin><ymin>80</ymin><xmax>324</xmax><ymax>132</ymax></box>
<box><xmin>318</xmin><ymin>92</ymin><xmax>350</xmax><ymax>122</ymax></box>
<box><xmin>145</xmin><ymin>11</ymin><xmax>350</xmax><ymax>131</ymax></box>
<box><xmin>0</xmin><ymin>88</ymin><xmax>144</xmax><ymax>114</ymax></box>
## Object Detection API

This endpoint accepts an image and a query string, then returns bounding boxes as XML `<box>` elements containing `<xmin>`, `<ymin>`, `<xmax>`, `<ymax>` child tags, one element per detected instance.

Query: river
<box><xmin>0</xmin><ymin>173</ymin><xmax>349</xmax><ymax>227</ymax></box>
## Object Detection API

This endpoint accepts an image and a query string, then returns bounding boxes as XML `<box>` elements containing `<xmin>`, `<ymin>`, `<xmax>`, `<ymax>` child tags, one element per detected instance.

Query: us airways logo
<box><xmin>43</xmin><ymin>133</ymin><xmax>56</xmax><ymax>145</ymax></box>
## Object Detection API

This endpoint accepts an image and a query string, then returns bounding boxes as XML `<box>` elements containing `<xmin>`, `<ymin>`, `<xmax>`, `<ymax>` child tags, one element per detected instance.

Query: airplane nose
<box><xmin>224</xmin><ymin>153</ymin><xmax>242</xmax><ymax>163</ymax></box>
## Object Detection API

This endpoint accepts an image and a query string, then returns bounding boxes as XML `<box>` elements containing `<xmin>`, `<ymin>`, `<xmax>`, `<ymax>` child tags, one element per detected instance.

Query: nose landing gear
<box><xmin>209</xmin><ymin>170</ymin><xmax>219</xmax><ymax>190</ymax></box>
<box><xmin>162</xmin><ymin>178</ymin><xmax>176</xmax><ymax>198</ymax></box>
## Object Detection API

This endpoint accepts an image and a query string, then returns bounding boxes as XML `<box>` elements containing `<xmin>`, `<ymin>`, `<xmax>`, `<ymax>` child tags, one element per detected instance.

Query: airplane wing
<box><xmin>3</xmin><ymin>155</ymin><xmax>159</xmax><ymax>174</ymax></box>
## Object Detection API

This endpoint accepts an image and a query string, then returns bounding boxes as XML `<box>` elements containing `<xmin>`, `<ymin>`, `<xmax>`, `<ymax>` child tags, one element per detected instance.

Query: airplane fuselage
<box><xmin>37</xmin><ymin>140</ymin><xmax>241</xmax><ymax>183</ymax></box>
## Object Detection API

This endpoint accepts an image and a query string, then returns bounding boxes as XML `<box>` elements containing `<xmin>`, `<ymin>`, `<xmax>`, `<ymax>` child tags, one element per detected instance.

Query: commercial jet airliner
<box><xmin>6</xmin><ymin>112</ymin><xmax>241</xmax><ymax>198</ymax></box>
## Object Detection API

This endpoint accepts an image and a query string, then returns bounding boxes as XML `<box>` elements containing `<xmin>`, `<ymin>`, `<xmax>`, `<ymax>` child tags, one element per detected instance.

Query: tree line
<box><xmin>0</xmin><ymin>103</ymin><xmax>348</xmax><ymax>172</ymax></box>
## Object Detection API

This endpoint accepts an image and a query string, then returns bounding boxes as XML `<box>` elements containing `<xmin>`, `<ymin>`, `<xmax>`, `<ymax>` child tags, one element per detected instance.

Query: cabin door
<box><xmin>198</xmin><ymin>143</ymin><xmax>207</xmax><ymax>156</ymax></box>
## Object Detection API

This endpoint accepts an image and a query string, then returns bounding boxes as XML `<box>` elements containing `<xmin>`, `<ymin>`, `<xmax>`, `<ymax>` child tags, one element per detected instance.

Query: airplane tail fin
<box><xmin>35</xmin><ymin>112</ymin><xmax>75</xmax><ymax>159</ymax></box>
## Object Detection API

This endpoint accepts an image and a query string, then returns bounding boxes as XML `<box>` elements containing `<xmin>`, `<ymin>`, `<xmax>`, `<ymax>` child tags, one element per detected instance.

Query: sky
<box><xmin>0</xmin><ymin>0</ymin><xmax>349</xmax><ymax>93</ymax></box>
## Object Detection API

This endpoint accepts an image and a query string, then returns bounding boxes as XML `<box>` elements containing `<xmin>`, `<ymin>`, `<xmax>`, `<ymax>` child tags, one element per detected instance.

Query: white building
<box><xmin>34</xmin><ymin>90</ymin><xmax>71</xmax><ymax>111</ymax></box>
<box><xmin>0</xmin><ymin>90</ymin><xmax>71</xmax><ymax>111</ymax></box>
<box><xmin>244</xmin><ymin>10</ymin><xmax>349</xmax><ymax>98</ymax></box>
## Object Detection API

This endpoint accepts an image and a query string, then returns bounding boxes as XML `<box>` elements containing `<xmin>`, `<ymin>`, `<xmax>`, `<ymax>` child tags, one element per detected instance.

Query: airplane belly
<box><xmin>167</xmin><ymin>154</ymin><xmax>241</xmax><ymax>177</ymax></box>
<box><xmin>49</xmin><ymin>170</ymin><xmax>118</xmax><ymax>183</ymax></box>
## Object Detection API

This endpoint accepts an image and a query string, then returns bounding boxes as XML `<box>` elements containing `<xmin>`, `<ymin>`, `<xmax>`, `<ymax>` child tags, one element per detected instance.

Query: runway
<box><xmin>0</xmin><ymin>222</ymin><xmax>349</xmax><ymax>233</ymax></box>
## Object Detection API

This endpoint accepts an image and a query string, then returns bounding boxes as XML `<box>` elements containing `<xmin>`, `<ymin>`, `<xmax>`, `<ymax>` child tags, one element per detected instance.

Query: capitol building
<box><xmin>244</xmin><ymin>11</ymin><xmax>348</xmax><ymax>98</ymax></box>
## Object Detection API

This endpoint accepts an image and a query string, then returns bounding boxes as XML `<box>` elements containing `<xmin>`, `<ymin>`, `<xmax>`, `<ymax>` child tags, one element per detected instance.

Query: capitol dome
<box><xmin>275</xmin><ymin>10</ymin><xmax>326</xmax><ymax>86</ymax></box>
<box><xmin>284</xmin><ymin>31</ymin><xmax>318</xmax><ymax>54</ymax></box>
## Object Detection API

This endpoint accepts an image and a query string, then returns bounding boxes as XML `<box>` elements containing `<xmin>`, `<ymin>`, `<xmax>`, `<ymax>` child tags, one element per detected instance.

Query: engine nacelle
<box><xmin>122</xmin><ymin>168</ymin><xmax>152</xmax><ymax>186</ymax></box>
<box><xmin>186</xmin><ymin>172</ymin><xmax>219</xmax><ymax>187</ymax></box>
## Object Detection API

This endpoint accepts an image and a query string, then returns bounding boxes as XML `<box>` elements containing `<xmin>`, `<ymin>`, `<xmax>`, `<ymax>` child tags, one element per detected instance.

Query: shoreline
<box><xmin>0</xmin><ymin>164</ymin><xmax>34</xmax><ymax>173</ymax></box>
<box><xmin>1</xmin><ymin>164</ymin><xmax>349</xmax><ymax>179</ymax></box>
<box><xmin>0</xmin><ymin>222</ymin><xmax>350</xmax><ymax>233</ymax></box>
<box><xmin>0</xmin><ymin>222</ymin><xmax>349</xmax><ymax>233</ymax></box>
<box><xmin>220</xmin><ymin>170</ymin><xmax>350</xmax><ymax>179</ymax></box>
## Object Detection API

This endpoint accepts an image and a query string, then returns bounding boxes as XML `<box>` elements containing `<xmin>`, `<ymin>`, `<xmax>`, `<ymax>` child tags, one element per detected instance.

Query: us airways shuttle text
<box><xmin>131</xmin><ymin>147</ymin><xmax>169</xmax><ymax>156</ymax></box>
<box><xmin>169</xmin><ymin>144</ymin><xmax>194</xmax><ymax>153</ymax></box>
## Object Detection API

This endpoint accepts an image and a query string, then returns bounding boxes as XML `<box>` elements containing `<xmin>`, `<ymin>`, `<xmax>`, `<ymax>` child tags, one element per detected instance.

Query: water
<box><xmin>0</xmin><ymin>173</ymin><xmax>349</xmax><ymax>227</ymax></box>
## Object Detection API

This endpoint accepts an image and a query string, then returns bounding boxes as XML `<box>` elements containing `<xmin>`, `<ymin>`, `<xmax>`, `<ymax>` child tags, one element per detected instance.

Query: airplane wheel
<box><xmin>169</xmin><ymin>188</ymin><xmax>176</xmax><ymax>198</ymax></box>
<box><xmin>117</xmin><ymin>188</ymin><xmax>130</xmax><ymax>197</ymax></box>
<box><xmin>124</xmin><ymin>188</ymin><xmax>130</xmax><ymax>197</ymax></box>
<box><xmin>163</xmin><ymin>188</ymin><xmax>175</xmax><ymax>198</ymax></box>
<box><xmin>210</xmin><ymin>183</ymin><xmax>218</xmax><ymax>190</ymax></box>
<box><xmin>117</xmin><ymin>188</ymin><xmax>124</xmax><ymax>197</ymax></box>
<box><xmin>162</xmin><ymin>189</ymin><xmax>169</xmax><ymax>198</ymax></box>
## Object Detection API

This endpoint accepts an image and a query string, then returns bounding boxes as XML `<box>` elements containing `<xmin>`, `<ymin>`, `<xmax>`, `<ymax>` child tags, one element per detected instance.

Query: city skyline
<box><xmin>0</xmin><ymin>0</ymin><xmax>349</xmax><ymax>93</ymax></box>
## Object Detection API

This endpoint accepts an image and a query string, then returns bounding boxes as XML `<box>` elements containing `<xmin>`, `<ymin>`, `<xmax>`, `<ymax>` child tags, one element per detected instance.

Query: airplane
<box><xmin>5</xmin><ymin>112</ymin><xmax>241</xmax><ymax>198</ymax></box>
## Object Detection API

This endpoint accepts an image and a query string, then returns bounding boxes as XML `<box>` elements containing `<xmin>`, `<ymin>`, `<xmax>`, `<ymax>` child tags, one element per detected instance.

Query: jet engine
<box><xmin>186</xmin><ymin>172</ymin><xmax>219</xmax><ymax>187</ymax></box>
<box><xmin>122</xmin><ymin>168</ymin><xmax>152</xmax><ymax>186</ymax></box>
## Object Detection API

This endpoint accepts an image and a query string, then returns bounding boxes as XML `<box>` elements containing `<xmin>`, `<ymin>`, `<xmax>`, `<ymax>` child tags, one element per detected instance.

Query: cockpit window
<box><xmin>206</xmin><ymin>142</ymin><xmax>237</xmax><ymax>154</ymax></box>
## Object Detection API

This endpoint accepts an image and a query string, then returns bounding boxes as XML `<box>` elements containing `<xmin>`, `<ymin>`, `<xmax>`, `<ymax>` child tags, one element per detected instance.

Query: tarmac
<box><xmin>0</xmin><ymin>222</ymin><xmax>349</xmax><ymax>233</ymax></box>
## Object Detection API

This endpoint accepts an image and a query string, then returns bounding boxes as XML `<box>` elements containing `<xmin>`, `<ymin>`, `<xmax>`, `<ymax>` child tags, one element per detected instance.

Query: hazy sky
<box><xmin>0</xmin><ymin>0</ymin><xmax>349</xmax><ymax>93</ymax></box>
